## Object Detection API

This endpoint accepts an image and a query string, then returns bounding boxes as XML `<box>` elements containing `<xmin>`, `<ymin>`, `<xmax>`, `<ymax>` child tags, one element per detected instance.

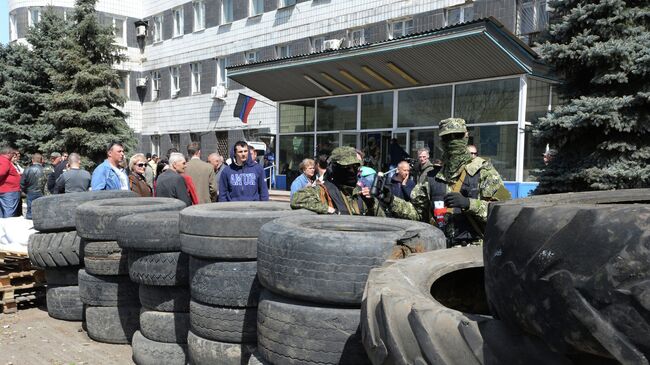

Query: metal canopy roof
<box><xmin>227</xmin><ymin>18</ymin><xmax>551</xmax><ymax>102</ymax></box>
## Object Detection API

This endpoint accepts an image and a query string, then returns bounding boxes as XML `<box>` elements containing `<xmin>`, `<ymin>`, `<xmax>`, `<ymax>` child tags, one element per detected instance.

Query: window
<box><xmin>151</xmin><ymin>71</ymin><xmax>161</xmax><ymax>101</ymax></box>
<box><xmin>172</xmin><ymin>7</ymin><xmax>184</xmax><ymax>37</ymax></box>
<box><xmin>115</xmin><ymin>72</ymin><xmax>129</xmax><ymax>99</ymax></box>
<box><xmin>279</xmin><ymin>134</ymin><xmax>314</xmax><ymax>173</ymax></box>
<box><xmin>317</xmin><ymin>96</ymin><xmax>357</xmax><ymax>131</ymax></box>
<box><xmin>280</xmin><ymin>100</ymin><xmax>315</xmax><ymax>133</ymax></box>
<box><xmin>153</xmin><ymin>15</ymin><xmax>163</xmax><ymax>42</ymax></box>
<box><xmin>222</xmin><ymin>0</ymin><xmax>233</xmax><ymax>24</ymax></box>
<box><xmin>217</xmin><ymin>58</ymin><xmax>228</xmax><ymax>88</ymax></box>
<box><xmin>516</xmin><ymin>0</ymin><xmax>548</xmax><ymax>42</ymax></box>
<box><xmin>29</xmin><ymin>8</ymin><xmax>41</xmax><ymax>27</ymax></box>
<box><xmin>361</xmin><ymin>92</ymin><xmax>393</xmax><ymax>129</ymax></box>
<box><xmin>276</xmin><ymin>44</ymin><xmax>292</xmax><ymax>58</ymax></box>
<box><xmin>170</xmin><ymin>66</ymin><xmax>181</xmax><ymax>97</ymax></box>
<box><xmin>245</xmin><ymin>51</ymin><xmax>259</xmax><ymax>64</ymax></box>
<box><xmin>279</xmin><ymin>0</ymin><xmax>297</xmax><ymax>8</ymax></box>
<box><xmin>9</xmin><ymin>13</ymin><xmax>17</xmax><ymax>41</ymax></box>
<box><xmin>389</xmin><ymin>18</ymin><xmax>414</xmax><ymax>39</ymax></box>
<box><xmin>191</xmin><ymin>63</ymin><xmax>201</xmax><ymax>94</ymax></box>
<box><xmin>454</xmin><ymin>78</ymin><xmax>520</xmax><ymax>123</ymax></box>
<box><xmin>446</xmin><ymin>4</ymin><xmax>474</xmax><ymax>26</ymax></box>
<box><xmin>250</xmin><ymin>0</ymin><xmax>264</xmax><ymax>16</ymax></box>
<box><xmin>193</xmin><ymin>1</ymin><xmax>206</xmax><ymax>31</ymax></box>
<box><xmin>112</xmin><ymin>17</ymin><xmax>126</xmax><ymax>45</ymax></box>
<box><xmin>311</xmin><ymin>37</ymin><xmax>325</xmax><ymax>53</ymax></box>
<box><xmin>398</xmin><ymin>86</ymin><xmax>453</xmax><ymax>128</ymax></box>
<box><xmin>348</xmin><ymin>29</ymin><xmax>365</xmax><ymax>47</ymax></box>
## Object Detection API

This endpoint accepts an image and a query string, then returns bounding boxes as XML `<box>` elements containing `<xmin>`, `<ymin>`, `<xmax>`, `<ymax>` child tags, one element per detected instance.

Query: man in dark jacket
<box><xmin>390</xmin><ymin>161</ymin><xmax>415</xmax><ymax>202</ymax></box>
<box><xmin>20</xmin><ymin>153</ymin><xmax>45</xmax><ymax>219</ymax></box>
<box><xmin>155</xmin><ymin>153</ymin><xmax>192</xmax><ymax>206</ymax></box>
<box><xmin>219</xmin><ymin>141</ymin><xmax>269</xmax><ymax>202</ymax></box>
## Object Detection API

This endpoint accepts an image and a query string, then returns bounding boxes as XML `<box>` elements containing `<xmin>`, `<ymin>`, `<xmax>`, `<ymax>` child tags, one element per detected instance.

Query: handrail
<box><xmin>263</xmin><ymin>164</ymin><xmax>276</xmax><ymax>190</ymax></box>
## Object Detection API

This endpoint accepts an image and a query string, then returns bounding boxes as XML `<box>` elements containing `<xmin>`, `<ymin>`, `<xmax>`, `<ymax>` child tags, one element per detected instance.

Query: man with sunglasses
<box><xmin>384</xmin><ymin>118</ymin><xmax>510</xmax><ymax>246</ymax></box>
<box><xmin>291</xmin><ymin>146</ymin><xmax>384</xmax><ymax>216</ymax></box>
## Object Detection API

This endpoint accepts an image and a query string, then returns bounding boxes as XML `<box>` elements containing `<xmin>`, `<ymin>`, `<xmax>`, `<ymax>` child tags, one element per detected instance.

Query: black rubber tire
<box><xmin>32</xmin><ymin>190</ymin><xmax>137</xmax><ymax>232</ymax></box>
<box><xmin>362</xmin><ymin>246</ymin><xmax>571</xmax><ymax>365</ymax></box>
<box><xmin>257</xmin><ymin>290</ymin><xmax>370</xmax><ymax>365</ymax></box>
<box><xmin>28</xmin><ymin>231</ymin><xmax>84</xmax><ymax>268</ymax></box>
<box><xmin>45</xmin><ymin>267</ymin><xmax>81</xmax><ymax>285</ymax></box>
<box><xmin>83</xmin><ymin>241</ymin><xmax>128</xmax><ymax>275</ymax></box>
<box><xmin>258</xmin><ymin>215</ymin><xmax>445</xmax><ymax>305</ymax></box>
<box><xmin>117</xmin><ymin>211</ymin><xmax>181</xmax><ymax>252</ymax></box>
<box><xmin>179</xmin><ymin>201</ymin><xmax>313</xmax><ymax>237</ymax></box>
<box><xmin>484</xmin><ymin>189</ymin><xmax>650</xmax><ymax>364</ymax></box>
<box><xmin>85</xmin><ymin>305</ymin><xmax>140</xmax><ymax>344</ymax></box>
<box><xmin>180</xmin><ymin>234</ymin><xmax>258</xmax><ymax>260</ymax></box>
<box><xmin>140</xmin><ymin>308</ymin><xmax>190</xmax><ymax>344</ymax></box>
<box><xmin>139</xmin><ymin>284</ymin><xmax>190</xmax><ymax>312</ymax></box>
<box><xmin>187</xmin><ymin>331</ymin><xmax>256</xmax><ymax>365</ymax></box>
<box><xmin>78</xmin><ymin>269</ymin><xmax>139</xmax><ymax>306</ymax></box>
<box><xmin>76</xmin><ymin>197</ymin><xmax>186</xmax><ymax>241</ymax></box>
<box><xmin>132</xmin><ymin>330</ymin><xmax>188</xmax><ymax>365</ymax></box>
<box><xmin>46</xmin><ymin>285</ymin><xmax>84</xmax><ymax>321</ymax></box>
<box><xmin>190</xmin><ymin>299</ymin><xmax>257</xmax><ymax>343</ymax></box>
<box><xmin>189</xmin><ymin>257</ymin><xmax>260</xmax><ymax>307</ymax></box>
<box><xmin>128</xmin><ymin>251</ymin><xmax>189</xmax><ymax>286</ymax></box>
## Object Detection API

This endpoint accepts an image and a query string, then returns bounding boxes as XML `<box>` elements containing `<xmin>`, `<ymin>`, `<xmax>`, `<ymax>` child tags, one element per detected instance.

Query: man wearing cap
<box><xmin>291</xmin><ymin>146</ymin><xmax>384</xmax><ymax>216</ymax></box>
<box><xmin>379</xmin><ymin>118</ymin><xmax>510</xmax><ymax>246</ymax></box>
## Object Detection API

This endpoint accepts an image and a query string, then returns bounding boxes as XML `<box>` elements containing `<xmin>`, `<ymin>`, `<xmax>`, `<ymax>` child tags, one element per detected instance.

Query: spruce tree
<box><xmin>532</xmin><ymin>0</ymin><xmax>650</xmax><ymax>193</ymax></box>
<box><xmin>40</xmin><ymin>0</ymin><xmax>136</xmax><ymax>167</ymax></box>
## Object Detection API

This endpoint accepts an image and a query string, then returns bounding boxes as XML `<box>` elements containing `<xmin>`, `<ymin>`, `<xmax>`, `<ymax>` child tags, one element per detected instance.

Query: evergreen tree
<box><xmin>39</xmin><ymin>0</ymin><xmax>136</xmax><ymax>167</ymax></box>
<box><xmin>532</xmin><ymin>0</ymin><xmax>650</xmax><ymax>193</ymax></box>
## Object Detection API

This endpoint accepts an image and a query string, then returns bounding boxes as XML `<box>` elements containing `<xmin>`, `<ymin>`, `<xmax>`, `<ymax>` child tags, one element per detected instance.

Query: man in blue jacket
<box><xmin>91</xmin><ymin>142</ymin><xmax>128</xmax><ymax>191</ymax></box>
<box><xmin>219</xmin><ymin>141</ymin><xmax>269</xmax><ymax>202</ymax></box>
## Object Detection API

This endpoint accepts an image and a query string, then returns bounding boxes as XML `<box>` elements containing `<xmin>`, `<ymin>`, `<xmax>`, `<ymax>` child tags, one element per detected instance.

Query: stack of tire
<box><xmin>117</xmin><ymin>211</ymin><xmax>191</xmax><ymax>365</ymax></box>
<box><xmin>256</xmin><ymin>215</ymin><xmax>445</xmax><ymax>365</ymax></box>
<box><xmin>28</xmin><ymin>191</ymin><xmax>137</xmax><ymax>322</ymax></box>
<box><xmin>179</xmin><ymin>202</ymin><xmax>313</xmax><ymax>365</ymax></box>
<box><xmin>76</xmin><ymin>197</ymin><xmax>186</xmax><ymax>345</ymax></box>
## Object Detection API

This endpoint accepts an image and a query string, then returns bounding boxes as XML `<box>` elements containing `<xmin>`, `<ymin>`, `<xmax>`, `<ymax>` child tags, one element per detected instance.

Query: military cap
<box><xmin>439</xmin><ymin>118</ymin><xmax>467</xmax><ymax>136</ymax></box>
<box><xmin>329</xmin><ymin>146</ymin><xmax>361</xmax><ymax>166</ymax></box>
<box><xmin>49</xmin><ymin>152</ymin><xmax>61</xmax><ymax>159</ymax></box>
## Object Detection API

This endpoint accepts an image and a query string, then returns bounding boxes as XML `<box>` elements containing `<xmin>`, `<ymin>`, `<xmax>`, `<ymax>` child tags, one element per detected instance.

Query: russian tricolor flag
<box><xmin>233</xmin><ymin>94</ymin><xmax>257</xmax><ymax>124</ymax></box>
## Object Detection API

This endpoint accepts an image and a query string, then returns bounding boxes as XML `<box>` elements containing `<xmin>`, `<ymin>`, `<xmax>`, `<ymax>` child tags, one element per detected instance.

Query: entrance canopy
<box><xmin>228</xmin><ymin>17</ymin><xmax>550</xmax><ymax>102</ymax></box>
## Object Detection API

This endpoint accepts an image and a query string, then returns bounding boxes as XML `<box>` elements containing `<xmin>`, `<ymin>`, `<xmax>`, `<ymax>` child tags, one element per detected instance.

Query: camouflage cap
<box><xmin>329</xmin><ymin>146</ymin><xmax>361</xmax><ymax>166</ymax></box>
<box><xmin>439</xmin><ymin>118</ymin><xmax>467</xmax><ymax>136</ymax></box>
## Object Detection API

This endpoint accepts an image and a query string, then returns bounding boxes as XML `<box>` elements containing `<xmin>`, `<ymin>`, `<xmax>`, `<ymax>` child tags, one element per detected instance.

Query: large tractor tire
<box><xmin>362</xmin><ymin>247</ymin><xmax>571</xmax><ymax>365</ymax></box>
<box><xmin>484</xmin><ymin>189</ymin><xmax>650</xmax><ymax>364</ymax></box>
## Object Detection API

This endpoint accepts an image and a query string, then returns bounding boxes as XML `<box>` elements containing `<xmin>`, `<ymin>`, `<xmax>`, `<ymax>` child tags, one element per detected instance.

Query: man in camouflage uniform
<box><xmin>291</xmin><ymin>146</ymin><xmax>384</xmax><ymax>216</ymax></box>
<box><xmin>385</xmin><ymin>118</ymin><xmax>510</xmax><ymax>246</ymax></box>
<box><xmin>42</xmin><ymin>152</ymin><xmax>61</xmax><ymax>196</ymax></box>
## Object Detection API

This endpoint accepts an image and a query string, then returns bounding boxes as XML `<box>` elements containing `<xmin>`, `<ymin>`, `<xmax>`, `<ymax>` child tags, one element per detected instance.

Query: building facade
<box><xmin>8</xmin><ymin>0</ymin><xmax>552</xmax><ymax>186</ymax></box>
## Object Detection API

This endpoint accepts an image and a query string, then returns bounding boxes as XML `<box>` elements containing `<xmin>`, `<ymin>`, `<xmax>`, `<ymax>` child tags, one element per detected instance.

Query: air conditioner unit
<box><xmin>323</xmin><ymin>39</ymin><xmax>343</xmax><ymax>51</ymax></box>
<box><xmin>211</xmin><ymin>85</ymin><xmax>228</xmax><ymax>100</ymax></box>
<box><xmin>171</xmin><ymin>89</ymin><xmax>179</xmax><ymax>99</ymax></box>
<box><xmin>136</xmin><ymin>77</ymin><xmax>147</xmax><ymax>88</ymax></box>
<box><xmin>136</xmin><ymin>25</ymin><xmax>147</xmax><ymax>37</ymax></box>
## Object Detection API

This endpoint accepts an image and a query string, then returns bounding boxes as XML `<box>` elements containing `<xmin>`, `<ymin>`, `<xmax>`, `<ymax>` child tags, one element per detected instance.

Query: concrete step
<box><xmin>269</xmin><ymin>190</ymin><xmax>290</xmax><ymax>202</ymax></box>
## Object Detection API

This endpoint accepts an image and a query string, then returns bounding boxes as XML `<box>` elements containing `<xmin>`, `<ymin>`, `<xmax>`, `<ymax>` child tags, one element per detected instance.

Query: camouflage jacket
<box><xmin>389</xmin><ymin>157</ymin><xmax>510</xmax><ymax>244</ymax></box>
<box><xmin>41</xmin><ymin>164</ymin><xmax>55</xmax><ymax>196</ymax></box>
<box><xmin>290</xmin><ymin>181</ymin><xmax>385</xmax><ymax>216</ymax></box>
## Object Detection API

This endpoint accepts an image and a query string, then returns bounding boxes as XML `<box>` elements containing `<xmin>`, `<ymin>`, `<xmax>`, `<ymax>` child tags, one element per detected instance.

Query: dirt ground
<box><xmin>0</xmin><ymin>304</ymin><xmax>134</xmax><ymax>365</ymax></box>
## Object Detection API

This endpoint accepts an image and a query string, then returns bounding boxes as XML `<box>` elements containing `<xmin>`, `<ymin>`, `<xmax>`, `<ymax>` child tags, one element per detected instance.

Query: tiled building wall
<box><xmin>8</xmin><ymin>0</ymin><xmax>539</xmax><ymax>151</ymax></box>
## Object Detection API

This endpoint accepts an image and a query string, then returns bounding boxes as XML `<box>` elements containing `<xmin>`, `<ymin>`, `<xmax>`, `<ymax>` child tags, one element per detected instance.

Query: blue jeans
<box><xmin>25</xmin><ymin>191</ymin><xmax>43</xmax><ymax>220</ymax></box>
<box><xmin>0</xmin><ymin>191</ymin><xmax>21</xmax><ymax>218</ymax></box>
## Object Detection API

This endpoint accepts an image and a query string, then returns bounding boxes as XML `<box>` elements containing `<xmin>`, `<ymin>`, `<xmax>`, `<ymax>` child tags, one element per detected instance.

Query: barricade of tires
<box><xmin>28</xmin><ymin>191</ymin><xmax>137</xmax><ymax>321</ymax></box>
<box><xmin>484</xmin><ymin>189</ymin><xmax>650</xmax><ymax>364</ymax></box>
<box><xmin>76</xmin><ymin>197</ymin><xmax>186</xmax><ymax>345</ymax></box>
<box><xmin>117</xmin><ymin>211</ymin><xmax>191</xmax><ymax>365</ymax></box>
<box><xmin>180</xmin><ymin>202</ymin><xmax>312</xmax><ymax>365</ymax></box>
<box><xmin>256</xmin><ymin>215</ymin><xmax>445</xmax><ymax>365</ymax></box>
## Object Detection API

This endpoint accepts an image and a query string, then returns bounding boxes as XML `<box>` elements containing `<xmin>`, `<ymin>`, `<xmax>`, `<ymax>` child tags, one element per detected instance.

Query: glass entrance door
<box><xmin>360</xmin><ymin>131</ymin><xmax>392</xmax><ymax>172</ymax></box>
<box><xmin>341</xmin><ymin>133</ymin><xmax>358</xmax><ymax>149</ymax></box>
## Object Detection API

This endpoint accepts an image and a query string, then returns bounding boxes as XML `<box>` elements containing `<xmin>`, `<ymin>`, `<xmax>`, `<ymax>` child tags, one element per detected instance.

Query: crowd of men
<box><xmin>0</xmin><ymin>140</ymin><xmax>269</xmax><ymax>219</ymax></box>
<box><xmin>0</xmin><ymin>117</ymin><xmax>512</xmax><ymax>246</ymax></box>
